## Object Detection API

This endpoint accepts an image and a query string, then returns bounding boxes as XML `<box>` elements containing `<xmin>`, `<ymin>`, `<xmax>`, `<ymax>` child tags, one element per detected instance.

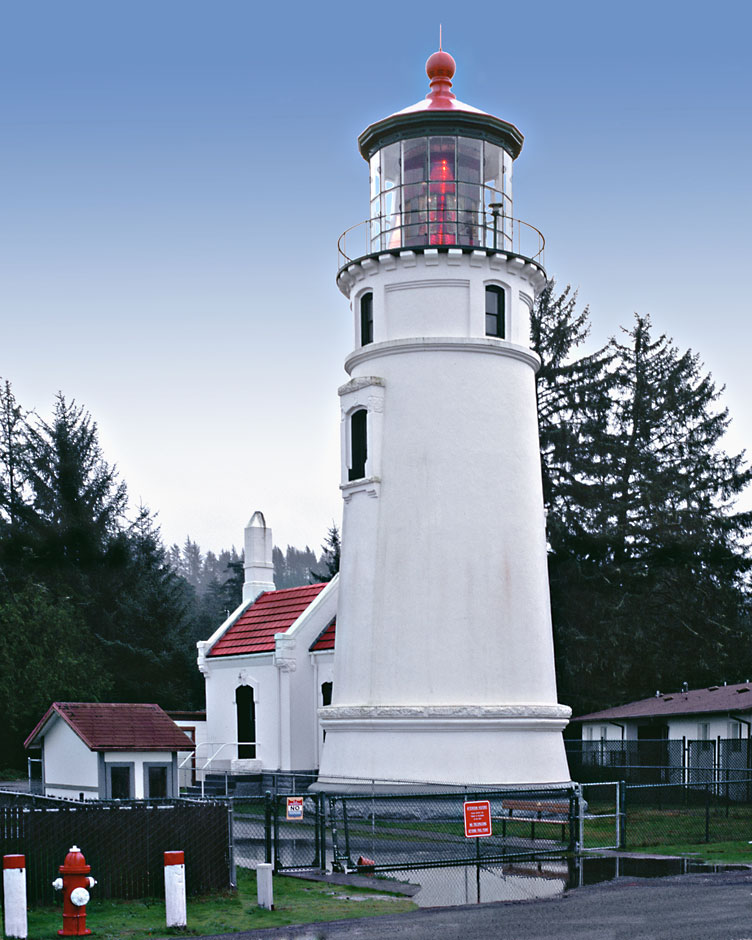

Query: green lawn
<box><xmin>25</xmin><ymin>868</ymin><xmax>417</xmax><ymax>939</ymax></box>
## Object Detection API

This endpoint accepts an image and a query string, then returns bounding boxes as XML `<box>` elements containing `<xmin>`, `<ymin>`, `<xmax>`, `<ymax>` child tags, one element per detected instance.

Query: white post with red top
<box><xmin>3</xmin><ymin>854</ymin><xmax>28</xmax><ymax>939</ymax></box>
<box><xmin>164</xmin><ymin>851</ymin><xmax>187</xmax><ymax>928</ymax></box>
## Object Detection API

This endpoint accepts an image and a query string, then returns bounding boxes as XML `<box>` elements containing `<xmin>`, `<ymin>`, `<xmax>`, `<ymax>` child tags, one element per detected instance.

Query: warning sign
<box><xmin>286</xmin><ymin>797</ymin><xmax>304</xmax><ymax>820</ymax></box>
<box><xmin>463</xmin><ymin>800</ymin><xmax>492</xmax><ymax>838</ymax></box>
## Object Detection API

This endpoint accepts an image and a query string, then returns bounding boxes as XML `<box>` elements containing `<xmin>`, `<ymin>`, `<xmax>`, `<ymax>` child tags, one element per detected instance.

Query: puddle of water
<box><xmin>378</xmin><ymin>856</ymin><xmax>748</xmax><ymax>907</ymax></box>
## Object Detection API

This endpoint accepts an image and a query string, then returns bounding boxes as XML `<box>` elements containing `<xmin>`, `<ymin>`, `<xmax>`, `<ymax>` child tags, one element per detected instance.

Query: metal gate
<box><xmin>579</xmin><ymin>781</ymin><xmax>624</xmax><ymax>851</ymax></box>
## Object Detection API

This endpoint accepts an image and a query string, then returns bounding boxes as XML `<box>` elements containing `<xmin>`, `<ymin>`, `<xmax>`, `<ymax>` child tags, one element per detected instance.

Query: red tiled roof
<box><xmin>24</xmin><ymin>703</ymin><xmax>194</xmax><ymax>751</ymax></box>
<box><xmin>209</xmin><ymin>582</ymin><xmax>328</xmax><ymax>657</ymax></box>
<box><xmin>574</xmin><ymin>683</ymin><xmax>752</xmax><ymax>722</ymax></box>
<box><xmin>310</xmin><ymin>617</ymin><xmax>336</xmax><ymax>652</ymax></box>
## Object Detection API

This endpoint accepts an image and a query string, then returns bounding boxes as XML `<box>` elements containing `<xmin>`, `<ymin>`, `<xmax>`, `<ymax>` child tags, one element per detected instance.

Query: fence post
<box><xmin>3</xmin><ymin>854</ymin><xmax>27</xmax><ymax>939</ymax></box>
<box><xmin>163</xmin><ymin>851</ymin><xmax>187</xmax><ymax>929</ymax></box>
<box><xmin>264</xmin><ymin>791</ymin><xmax>273</xmax><ymax>865</ymax></box>
<box><xmin>318</xmin><ymin>793</ymin><xmax>327</xmax><ymax>871</ymax></box>
<box><xmin>227</xmin><ymin>801</ymin><xmax>236</xmax><ymax>888</ymax></box>
<box><xmin>705</xmin><ymin>787</ymin><xmax>710</xmax><ymax>843</ymax></box>
<box><xmin>273</xmin><ymin>793</ymin><xmax>280</xmax><ymax>872</ymax></box>
<box><xmin>567</xmin><ymin>790</ymin><xmax>577</xmax><ymax>852</ymax></box>
<box><xmin>618</xmin><ymin>781</ymin><xmax>627</xmax><ymax>849</ymax></box>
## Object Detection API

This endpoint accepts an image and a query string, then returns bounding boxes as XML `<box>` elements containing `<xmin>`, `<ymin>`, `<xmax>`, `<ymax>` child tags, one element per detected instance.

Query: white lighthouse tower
<box><xmin>317</xmin><ymin>48</ymin><xmax>571</xmax><ymax>787</ymax></box>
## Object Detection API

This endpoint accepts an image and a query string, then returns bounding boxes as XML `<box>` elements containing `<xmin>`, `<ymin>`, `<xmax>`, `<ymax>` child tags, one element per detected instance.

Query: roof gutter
<box><xmin>609</xmin><ymin>721</ymin><xmax>626</xmax><ymax>741</ymax></box>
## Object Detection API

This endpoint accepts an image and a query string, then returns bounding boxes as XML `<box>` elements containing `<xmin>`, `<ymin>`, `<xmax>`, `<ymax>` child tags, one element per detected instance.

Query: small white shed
<box><xmin>25</xmin><ymin>702</ymin><xmax>194</xmax><ymax>801</ymax></box>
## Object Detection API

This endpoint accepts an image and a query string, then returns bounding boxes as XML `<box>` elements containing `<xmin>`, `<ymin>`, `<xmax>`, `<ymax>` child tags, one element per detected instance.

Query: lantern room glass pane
<box><xmin>370</xmin><ymin>153</ymin><xmax>381</xmax><ymax>201</ymax></box>
<box><xmin>429</xmin><ymin>137</ymin><xmax>456</xmax><ymax>180</ymax></box>
<box><xmin>428</xmin><ymin>138</ymin><xmax>456</xmax><ymax>246</ymax></box>
<box><xmin>381</xmin><ymin>143</ymin><xmax>401</xmax><ymax>192</ymax></box>
<box><xmin>458</xmin><ymin>182</ymin><xmax>482</xmax><ymax>245</ymax></box>
<box><xmin>483</xmin><ymin>142</ymin><xmax>504</xmax><ymax>191</ymax></box>
<box><xmin>457</xmin><ymin>138</ymin><xmax>482</xmax><ymax>183</ymax></box>
<box><xmin>403</xmin><ymin>137</ymin><xmax>427</xmax><ymax>185</ymax></box>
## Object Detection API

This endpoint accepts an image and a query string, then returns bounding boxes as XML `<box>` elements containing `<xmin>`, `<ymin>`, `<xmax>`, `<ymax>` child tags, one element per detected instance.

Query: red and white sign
<box><xmin>286</xmin><ymin>797</ymin><xmax>304</xmax><ymax>820</ymax></box>
<box><xmin>463</xmin><ymin>800</ymin><xmax>492</xmax><ymax>838</ymax></box>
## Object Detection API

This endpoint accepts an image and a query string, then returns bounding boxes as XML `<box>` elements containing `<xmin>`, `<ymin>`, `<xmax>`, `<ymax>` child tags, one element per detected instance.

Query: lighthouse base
<box><xmin>315</xmin><ymin>704</ymin><xmax>572</xmax><ymax>790</ymax></box>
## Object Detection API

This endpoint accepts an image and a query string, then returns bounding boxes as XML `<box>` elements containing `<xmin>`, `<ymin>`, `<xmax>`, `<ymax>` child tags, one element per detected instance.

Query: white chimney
<box><xmin>243</xmin><ymin>511</ymin><xmax>275</xmax><ymax>603</ymax></box>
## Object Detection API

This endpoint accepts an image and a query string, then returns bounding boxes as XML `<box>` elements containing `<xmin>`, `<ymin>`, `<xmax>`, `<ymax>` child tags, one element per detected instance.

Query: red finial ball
<box><xmin>426</xmin><ymin>50</ymin><xmax>456</xmax><ymax>81</ymax></box>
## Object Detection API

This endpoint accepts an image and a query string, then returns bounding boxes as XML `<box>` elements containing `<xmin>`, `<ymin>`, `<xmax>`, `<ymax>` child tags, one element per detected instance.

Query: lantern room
<box><xmin>339</xmin><ymin>48</ymin><xmax>543</xmax><ymax>268</ymax></box>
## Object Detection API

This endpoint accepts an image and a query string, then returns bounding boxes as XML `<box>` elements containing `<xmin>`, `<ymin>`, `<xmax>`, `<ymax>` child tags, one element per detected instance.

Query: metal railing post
<box><xmin>705</xmin><ymin>787</ymin><xmax>710</xmax><ymax>843</ymax></box>
<box><xmin>264</xmin><ymin>790</ymin><xmax>273</xmax><ymax>865</ymax></box>
<box><xmin>227</xmin><ymin>801</ymin><xmax>236</xmax><ymax>888</ymax></box>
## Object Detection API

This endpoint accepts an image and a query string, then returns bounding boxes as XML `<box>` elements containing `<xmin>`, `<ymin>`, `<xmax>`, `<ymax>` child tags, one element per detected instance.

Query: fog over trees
<box><xmin>0</xmin><ymin>285</ymin><xmax>749</xmax><ymax>763</ymax></box>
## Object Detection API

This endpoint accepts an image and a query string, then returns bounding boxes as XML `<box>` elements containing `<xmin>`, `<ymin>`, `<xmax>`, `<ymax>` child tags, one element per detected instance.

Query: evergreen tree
<box><xmin>310</xmin><ymin>524</ymin><xmax>341</xmax><ymax>582</ymax></box>
<box><xmin>536</xmin><ymin>306</ymin><xmax>752</xmax><ymax>714</ymax></box>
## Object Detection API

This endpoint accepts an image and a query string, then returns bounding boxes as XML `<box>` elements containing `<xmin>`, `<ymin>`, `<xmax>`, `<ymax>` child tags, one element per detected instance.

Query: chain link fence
<box><xmin>621</xmin><ymin>779</ymin><xmax>752</xmax><ymax>850</ymax></box>
<box><xmin>566</xmin><ymin>738</ymin><xmax>752</xmax><ymax>788</ymax></box>
<box><xmin>230</xmin><ymin>783</ymin><xmax>580</xmax><ymax>875</ymax></box>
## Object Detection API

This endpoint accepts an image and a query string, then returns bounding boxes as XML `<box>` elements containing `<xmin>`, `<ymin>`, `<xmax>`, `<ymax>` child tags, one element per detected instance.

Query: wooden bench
<box><xmin>500</xmin><ymin>798</ymin><xmax>571</xmax><ymax>842</ymax></box>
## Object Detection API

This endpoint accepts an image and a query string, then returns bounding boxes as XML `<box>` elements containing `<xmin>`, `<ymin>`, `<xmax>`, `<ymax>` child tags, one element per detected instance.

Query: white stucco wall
<box><xmin>103</xmin><ymin>751</ymin><xmax>175</xmax><ymax>799</ymax></box>
<box><xmin>199</xmin><ymin>578</ymin><xmax>338</xmax><ymax>773</ymax></box>
<box><xmin>580</xmin><ymin>715</ymin><xmax>749</xmax><ymax>744</ymax></box>
<box><xmin>320</xmin><ymin>249</ymin><xmax>570</xmax><ymax>786</ymax></box>
<box><xmin>173</xmin><ymin>718</ymin><xmax>208</xmax><ymax>789</ymax></box>
<box><xmin>42</xmin><ymin>718</ymin><xmax>99</xmax><ymax>800</ymax></box>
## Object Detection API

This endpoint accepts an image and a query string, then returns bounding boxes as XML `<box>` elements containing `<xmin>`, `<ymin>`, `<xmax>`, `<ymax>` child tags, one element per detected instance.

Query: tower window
<box><xmin>360</xmin><ymin>292</ymin><xmax>373</xmax><ymax>346</ymax></box>
<box><xmin>349</xmin><ymin>409</ymin><xmax>368</xmax><ymax>481</ymax></box>
<box><xmin>485</xmin><ymin>286</ymin><xmax>505</xmax><ymax>338</ymax></box>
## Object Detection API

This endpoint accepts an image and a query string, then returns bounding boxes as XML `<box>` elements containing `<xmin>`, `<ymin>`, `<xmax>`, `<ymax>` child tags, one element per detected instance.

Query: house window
<box><xmin>321</xmin><ymin>682</ymin><xmax>333</xmax><ymax>707</ymax></box>
<box><xmin>348</xmin><ymin>410</ymin><xmax>368</xmax><ymax>481</ymax></box>
<box><xmin>144</xmin><ymin>764</ymin><xmax>170</xmax><ymax>798</ymax></box>
<box><xmin>107</xmin><ymin>763</ymin><xmax>133</xmax><ymax>800</ymax></box>
<box><xmin>360</xmin><ymin>292</ymin><xmax>373</xmax><ymax>346</ymax></box>
<box><xmin>485</xmin><ymin>285</ymin><xmax>505</xmax><ymax>338</ymax></box>
<box><xmin>236</xmin><ymin>686</ymin><xmax>256</xmax><ymax>759</ymax></box>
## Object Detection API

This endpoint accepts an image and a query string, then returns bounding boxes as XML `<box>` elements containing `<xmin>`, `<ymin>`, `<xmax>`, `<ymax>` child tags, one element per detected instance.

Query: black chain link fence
<box><xmin>0</xmin><ymin>793</ymin><xmax>232</xmax><ymax>903</ymax></box>
<box><xmin>566</xmin><ymin>738</ymin><xmax>752</xmax><ymax>787</ymax></box>
<box><xmin>230</xmin><ymin>784</ymin><xmax>578</xmax><ymax>875</ymax></box>
<box><xmin>622</xmin><ymin>779</ymin><xmax>752</xmax><ymax>850</ymax></box>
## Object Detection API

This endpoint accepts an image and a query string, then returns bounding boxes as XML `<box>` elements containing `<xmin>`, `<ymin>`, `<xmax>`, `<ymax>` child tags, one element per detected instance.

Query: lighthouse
<box><xmin>317</xmin><ymin>48</ymin><xmax>571</xmax><ymax>786</ymax></box>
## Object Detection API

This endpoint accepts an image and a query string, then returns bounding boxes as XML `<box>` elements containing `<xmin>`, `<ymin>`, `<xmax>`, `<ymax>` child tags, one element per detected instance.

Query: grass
<box><xmin>627</xmin><ymin>840</ymin><xmax>752</xmax><ymax>863</ymax></box>
<box><xmin>25</xmin><ymin>867</ymin><xmax>417</xmax><ymax>939</ymax></box>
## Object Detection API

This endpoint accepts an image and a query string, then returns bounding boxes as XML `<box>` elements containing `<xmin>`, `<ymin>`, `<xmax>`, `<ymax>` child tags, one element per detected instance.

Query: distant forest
<box><xmin>0</xmin><ymin>282</ymin><xmax>749</xmax><ymax>766</ymax></box>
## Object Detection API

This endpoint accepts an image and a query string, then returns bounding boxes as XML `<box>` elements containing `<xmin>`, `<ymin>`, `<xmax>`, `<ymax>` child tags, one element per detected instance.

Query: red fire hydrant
<box><xmin>52</xmin><ymin>845</ymin><xmax>97</xmax><ymax>936</ymax></box>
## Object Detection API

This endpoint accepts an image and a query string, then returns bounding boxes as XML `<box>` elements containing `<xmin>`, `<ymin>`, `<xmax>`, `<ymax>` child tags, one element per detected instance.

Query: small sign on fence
<box><xmin>463</xmin><ymin>800</ymin><xmax>492</xmax><ymax>838</ymax></box>
<box><xmin>286</xmin><ymin>797</ymin><xmax>304</xmax><ymax>821</ymax></box>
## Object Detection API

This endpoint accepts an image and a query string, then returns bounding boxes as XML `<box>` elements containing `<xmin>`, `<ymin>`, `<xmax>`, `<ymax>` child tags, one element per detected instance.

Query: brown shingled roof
<box><xmin>24</xmin><ymin>703</ymin><xmax>194</xmax><ymax>752</ymax></box>
<box><xmin>574</xmin><ymin>683</ymin><xmax>752</xmax><ymax>723</ymax></box>
<box><xmin>209</xmin><ymin>583</ymin><xmax>328</xmax><ymax>657</ymax></box>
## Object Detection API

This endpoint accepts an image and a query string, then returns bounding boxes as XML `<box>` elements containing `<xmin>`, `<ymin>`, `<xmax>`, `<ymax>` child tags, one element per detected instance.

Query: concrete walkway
<box><xmin>189</xmin><ymin>870</ymin><xmax>752</xmax><ymax>940</ymax></box>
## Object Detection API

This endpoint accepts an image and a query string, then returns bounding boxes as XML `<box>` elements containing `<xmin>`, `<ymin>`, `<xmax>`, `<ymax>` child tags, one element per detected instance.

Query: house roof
<box><xmin>24</xmin><ymin>703</ymin><xmax>194</xmax><ymax>752</ymax></box>
<box><xmin>309</xmin><ymin>617</ymin><xmax>336</xmax><ymax>652</ymax></box>
<box><xmin>208</xmin><ymin>582</ymin><xmax>329</xmax><ymax>657</ymax></box>
<box><xmin>574</xmin><ymin>683</ymin><xmax>752</xmax><ymax>723</ymax></box>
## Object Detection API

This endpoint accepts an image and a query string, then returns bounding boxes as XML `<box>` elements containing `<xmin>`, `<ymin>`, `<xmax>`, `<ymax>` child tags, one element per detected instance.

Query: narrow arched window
<box><xmin>236</xmin><ymin>686</ymin><xmax>256</xmax><ymax>758</ymax></box>
<box><xmin>485</xmin><ymin>286</ymin><xmax>505</xmax><ymax>338</ymax></box>
<box><xmin>349</xmin><ymin>409</ymin><xmax>368</xmax><ymax>481</ymax></box>
<box><xmin>360</xmin><ymin>292</ymin><xmax>373</xmax><ymax>346</ymax></box>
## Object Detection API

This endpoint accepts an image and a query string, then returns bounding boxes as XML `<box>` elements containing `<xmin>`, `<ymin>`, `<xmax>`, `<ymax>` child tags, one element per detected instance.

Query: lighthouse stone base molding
<box><xmin>317</xmin><ymin>703</ymin><xmax>572</xmax><ymax>787</ymax></box>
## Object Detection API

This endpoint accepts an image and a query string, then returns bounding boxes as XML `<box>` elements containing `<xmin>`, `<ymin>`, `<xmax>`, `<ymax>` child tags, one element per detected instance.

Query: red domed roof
<box><xmin>397</xmin><ymin>46</ymin><xmax>487</xmax><ymax>116</ymax></box>
<box><xmin>357</xmin><ymin>47</ymin><xmax>524</xmax><ymax>161</ymax></box>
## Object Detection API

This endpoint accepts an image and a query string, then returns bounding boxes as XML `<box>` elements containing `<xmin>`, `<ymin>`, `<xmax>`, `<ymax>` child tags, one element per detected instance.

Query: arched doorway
<box><xmin>236</xmin><ymin>686</ymin><xmax>256</xmax><ymax>758</ymax></box>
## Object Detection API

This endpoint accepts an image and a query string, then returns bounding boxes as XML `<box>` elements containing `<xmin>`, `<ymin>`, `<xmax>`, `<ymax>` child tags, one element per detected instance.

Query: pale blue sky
<box><xmin>2</xmin><ymin>0</ymin><xmax>750</xmax><ymax>553</ymax></box>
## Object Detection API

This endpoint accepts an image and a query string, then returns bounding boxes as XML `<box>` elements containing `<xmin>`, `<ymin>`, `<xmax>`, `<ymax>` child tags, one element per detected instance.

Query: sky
<box><xmin>2</xmin><ymin>0</ymin><xmax>750</xmax><ymax>555</ymax></box>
